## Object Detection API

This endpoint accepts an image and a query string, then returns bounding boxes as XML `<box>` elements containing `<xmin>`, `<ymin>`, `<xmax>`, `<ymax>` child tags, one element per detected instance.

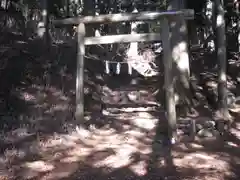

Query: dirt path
<box><xmin>0</xmin><ymin>94</ymin><xmax>239</xmax><ymax>180</ymax></box>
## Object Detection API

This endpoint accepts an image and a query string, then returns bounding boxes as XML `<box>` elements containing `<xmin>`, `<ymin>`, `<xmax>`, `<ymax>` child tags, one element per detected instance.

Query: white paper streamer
<box><xmin>105</xmin><ymin>61</ymin><xmax>110</xmax><ymax>74</ymax></box>
<box><xmin>116</xmin><ymin>62</ymin><xmax>121</xmax><ymax>74</ymax></box>
<box><xmin>128</xmin><ymin>63</ymin><xmax>132</xmax><ymax>75</ymax></box>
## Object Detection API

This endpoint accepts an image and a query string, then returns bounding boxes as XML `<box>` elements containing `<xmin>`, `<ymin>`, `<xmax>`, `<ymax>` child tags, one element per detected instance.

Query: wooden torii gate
<box><xmin>52</xmin><ymin>9</ymin><xmax>194</xmax><ymax>140</ymax></box>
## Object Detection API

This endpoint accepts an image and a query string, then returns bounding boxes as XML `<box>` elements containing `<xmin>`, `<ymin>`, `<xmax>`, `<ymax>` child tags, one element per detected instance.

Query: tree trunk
<box><xmin>168</xmin><ymin>0</ymin><xmax>194</xmax><ymax>114</ymax></box>
<box><xmin>215</xmin><ymin>0</ymin><xmax>230</xmax><ymax>121</ymax></box>
<box><xmin>39</xmin><ymin>0</ymin><xmax>49</xmax><ymax>46</ymax></box>
<box><xmin>65</xmin><ymin>0</ymin><xmax>70</xmax><ymax>17</ymax></box>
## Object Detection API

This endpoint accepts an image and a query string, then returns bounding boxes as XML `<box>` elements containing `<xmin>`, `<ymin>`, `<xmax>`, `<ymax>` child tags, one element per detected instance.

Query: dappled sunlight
<box><xmin>173</xmin><ymin>41</ymin><xmax>189</xmax><ymax>71</ymax></box>
<box><xmin>93</xmin><ymin>151</ymin><xmax>131</xmax><ymax>169</ymax></box>
<box><xmin>216</xmin><ymin>14</ymin><xmax>224</xmax><ymax>27</ymax></box>
<box><xmin>24</xmin><ymin>161</ymin><xmax>55</xmax><ymax>172</ymax></box>
<box><xmin>19</xmin><ymin>92</ymin><xmax>37</xmax><ymax>102</ymax></box>
<box><xmin>1</xmin><ymin>79</ymin><xmax>240</xmax><ymax>180</ymax></box>
<box><xmin>174</xmin><ymin>152</ymin><xmax>229</xmax><ymax>169</ymax></box>
<box><xmin>0</xmin><ymin>108</ymin><xmax>158</xmax><ymax>179</ymax></box>
<box><xmin>16</xmin><ymin>132</ymin><xmax>138</xmax><ymax>178</ymax></box>
<box><xmin>1</xmin><ymin>109</ymin><xmax>238</xmax><ymax>180</ymax></box>
<box><xmin>230</xmin><ymin>127</ymin><xmax>240</xmax><ymax>140</ymax></box>
<box><xmin>226</xmin><ymin>141</ymin><xmax>238</xmax><ymax>147</ymax></box>
<box><xmin>0</xmin><ymin>90</ymin><xmax>239</xmax><ymax>180</ymax></box>
<box><xmin>0</xmin><ymin>64</ymin><xmax>239</xmax><ymax>180</ymax></box>
<box><xmin>132</xmin><ymin>112</ymin><xmax>157</xmax><ymax>130</ymax></box>
<box><xmin>129</xmin><ymin>160</ymin><xmax>147</xmax><ymax>176</ymax></box>
<box><xmin>235</xmin><ymin>122</ymin><xmax>240</xmax><ymax>130</ymax></box>
<box><xmin>172</xmin><ymin>149</ymin><xmax>236</xmax><ymax>179</ymax></box>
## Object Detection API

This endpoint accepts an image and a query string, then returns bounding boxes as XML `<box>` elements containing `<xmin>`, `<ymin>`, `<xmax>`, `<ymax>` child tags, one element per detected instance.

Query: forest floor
<box><xmin>0</xmin><ymin>33</ymin><xmax>239</xmax><ymax>180</ymax></box>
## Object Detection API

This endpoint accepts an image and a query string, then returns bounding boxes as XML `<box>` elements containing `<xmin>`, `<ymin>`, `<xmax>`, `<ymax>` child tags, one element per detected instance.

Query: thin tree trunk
<box><xmin>65</xmin><ymin>0</ymin><xmax>70</xmax><ymax>17</ymax></box>
<box><xmin>168</xmin><ymin>0</ymin><xmax>194</xmax><ymax>114</ymax></box>
<box><xmin>40</xmin><ymin>0</ymin><xmax>49</xmax><ymax>46</ymax></box>
<box><xmin>161</xmin><ymin>18</ymin><xmax>177</xmax><ymax>143</ymax></box>
<box><xmin>215</xmin><ymin>0</ymin><xmax>230</xmax><ymax>120</ymax></box>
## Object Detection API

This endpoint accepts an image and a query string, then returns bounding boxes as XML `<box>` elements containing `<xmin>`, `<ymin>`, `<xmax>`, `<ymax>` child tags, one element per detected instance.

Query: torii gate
<box><xmin>52</xmin><ymin>9</ymin><xmax>194</xmax><ymax>141</ymax></box>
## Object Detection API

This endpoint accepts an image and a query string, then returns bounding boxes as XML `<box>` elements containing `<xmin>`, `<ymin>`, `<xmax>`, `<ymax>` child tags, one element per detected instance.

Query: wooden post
<box><xmin>75</xmin><ymin>23</ymin><xmax>86</xmax><ymax>121</ymax></box>
<box><xmin>215</xmin><ymin>0</ymin><xmax>229</xmax><ymax>120</ymax></box>
<box><xmin>161</xmin><ymin>18</ymin><xmax>177</xmax><ymax>141</ymax></box>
